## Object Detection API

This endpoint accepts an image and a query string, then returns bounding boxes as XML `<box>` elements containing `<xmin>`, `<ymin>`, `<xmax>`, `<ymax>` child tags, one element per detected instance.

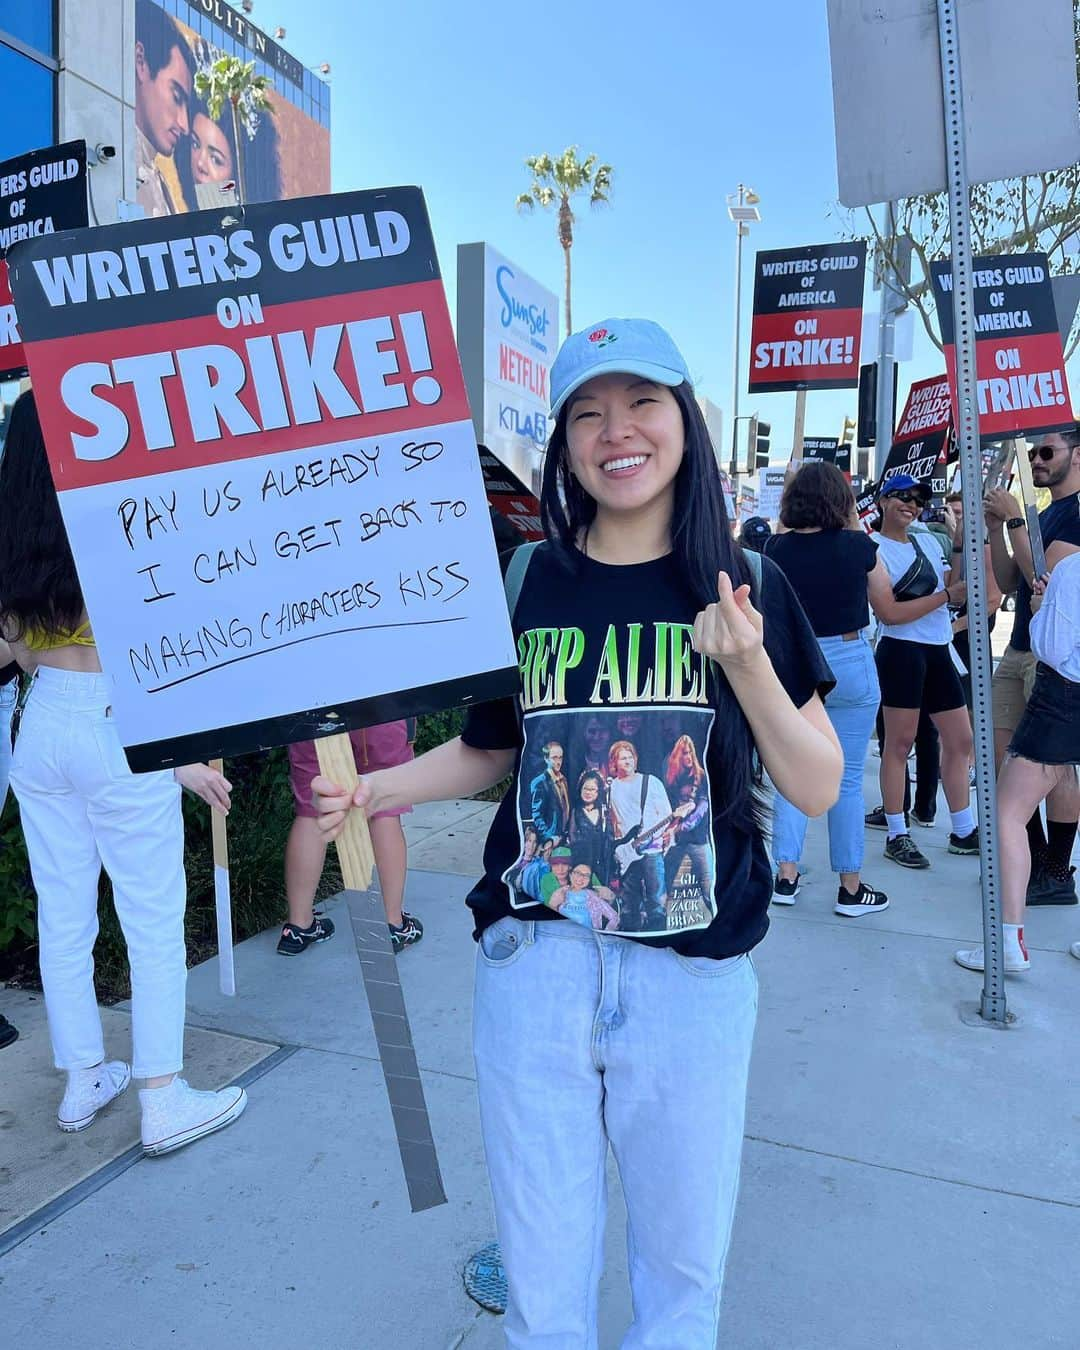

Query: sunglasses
<box><xmin>886</xmin><ymin>491</ymin><xmax>925</xmax><ymax>505</ymax></box>
<box><xmin>1028</xmin><ymin>445</ymin><xmax>1061</xmax><ymax>463</ymax></box>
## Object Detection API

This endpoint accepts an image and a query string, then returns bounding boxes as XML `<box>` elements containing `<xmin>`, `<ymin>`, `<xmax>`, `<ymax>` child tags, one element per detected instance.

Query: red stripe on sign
<box><xmin>0</xmin><ymin>260</ymin><xmax>26</xmax><ymax>381</ymax></box>
<box><xmin>943</xmin><ymin>330</ymin><xmax>1073</xmax><ymax>440</ymax></box>
<box><xmin>748</xmin><ymin>308</ymin><xmax>863</xmax><ymax>389</ymax></box>
<box><xmin>23</xmin><ymin>279</ymin><xmax>469</xmax><ymax>490</ymax></box>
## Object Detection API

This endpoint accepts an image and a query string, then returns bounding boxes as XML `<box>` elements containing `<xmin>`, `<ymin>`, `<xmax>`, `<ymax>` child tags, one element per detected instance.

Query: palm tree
<box><xmin>195</xmin><ymin>55</ymin><xmax>273</xmax><ymax>205</ymax></box>
<box><xmin>516</xmin><ymin>147</ymin><xmax>614</xmax><ymax>336</ymax></box>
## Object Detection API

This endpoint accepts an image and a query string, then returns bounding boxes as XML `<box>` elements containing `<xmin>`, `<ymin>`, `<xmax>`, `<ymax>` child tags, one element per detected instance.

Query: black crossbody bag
<box><xmin>891</xmin><ymin>535</ymin><xmax>939</xmax><ymax>602</ymax></box>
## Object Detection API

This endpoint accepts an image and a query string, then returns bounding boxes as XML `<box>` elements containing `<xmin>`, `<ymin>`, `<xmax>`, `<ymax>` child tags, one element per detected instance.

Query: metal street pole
<box><xmin>874</xmin><ymin>201</ymin><xmax>901</xmax><ymax>478</ymax></box>
<box><xmin>936</xmin><ymin>0</ymin><xmax>1007</xmax><ymax>1023</ymax></box>
<box><xmin>730</xmin><ymin>184</ymin><xmax>746</xmax><ymax>479</ymax></box>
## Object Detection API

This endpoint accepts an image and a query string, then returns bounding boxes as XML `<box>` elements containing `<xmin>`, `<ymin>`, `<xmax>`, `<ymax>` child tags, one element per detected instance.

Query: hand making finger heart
<box><xmin>693</xmin><ymin>570</ymin><xmax>764</xmax><ymax>672</ymax></box>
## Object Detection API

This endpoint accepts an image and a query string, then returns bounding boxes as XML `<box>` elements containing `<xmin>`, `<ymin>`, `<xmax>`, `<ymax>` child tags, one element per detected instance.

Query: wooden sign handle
<box><xmin>314</xmin><ymin>732</ymin><xmax>376</xmax><ymax>889</ymax></box>
<box><xmin>209</xmin><ymin>758</ymin><xmax>230</xmax><ymax>869</ymax></box>
<box><xmin>208</xmin><ymin>758</ymin><xmax>235</xmax><ymax>997</ymax></box>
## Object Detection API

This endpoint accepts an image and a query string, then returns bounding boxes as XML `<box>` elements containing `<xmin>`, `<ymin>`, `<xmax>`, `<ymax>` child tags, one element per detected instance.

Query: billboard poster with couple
<box><xmin>134</xmin><ymin>0</ymin><xmax>330</xmax><ymax>216</ymax></box>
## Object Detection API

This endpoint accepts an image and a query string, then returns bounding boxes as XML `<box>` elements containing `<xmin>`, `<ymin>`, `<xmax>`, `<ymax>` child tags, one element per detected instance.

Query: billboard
<box><xmin>749</xmin><ymin>241</ymin><xmax>866</xmax><ymax>393</ymax></box>
<box><xmin>134</xmin><ymin>0</ymin><xmax>330</xmax><ymax>216</ymax></box>
<box><xmin>457</xmin><ymin>242</ymin><xmax>558</xmax><ymax>492</ymax></box>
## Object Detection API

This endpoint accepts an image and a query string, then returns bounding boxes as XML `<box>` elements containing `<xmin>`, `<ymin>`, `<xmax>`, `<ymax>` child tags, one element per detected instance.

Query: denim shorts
<box><xmin>1009</xmin><ymin>663</ymin><xmax>1080</xmax><ymax>765</ymax></box>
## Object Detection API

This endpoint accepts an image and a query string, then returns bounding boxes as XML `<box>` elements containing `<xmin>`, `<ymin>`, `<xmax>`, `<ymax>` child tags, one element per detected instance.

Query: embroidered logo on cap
<box><xmin>588</xmin><ymin>328</ymin><xmax>617</xmax><ymax>347</ymax></box>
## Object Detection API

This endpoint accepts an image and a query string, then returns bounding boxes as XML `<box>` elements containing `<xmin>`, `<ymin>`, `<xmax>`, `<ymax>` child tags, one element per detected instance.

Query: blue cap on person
<box><xmin>878</xmin><ymin>472</ymin><xmax>930</xmax><ymax>501</ymax></box>
<box><xmin>550</xmin><ymin>318</ymin><xmax>692</xmax><ymax>417</ymax></box>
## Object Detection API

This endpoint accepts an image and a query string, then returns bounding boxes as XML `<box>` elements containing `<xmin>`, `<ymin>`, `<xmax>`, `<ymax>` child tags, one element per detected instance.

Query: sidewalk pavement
<box><xmin>2</xmin><ymin>771</ymin><xmax>1078</xmax><ymax>1350</ymax></box>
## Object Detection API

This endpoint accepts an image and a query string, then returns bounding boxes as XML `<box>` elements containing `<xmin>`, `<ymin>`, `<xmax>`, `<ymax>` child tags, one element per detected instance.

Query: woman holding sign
<box><xmin>312</xmin><ymin>319</ymin><xmax>842</xmax><ymax>1346</ymax></box>
<box><xmin>0</xmin><ymin>392</ymin><xmax>247</xmax><ymax>1155</ymax></box>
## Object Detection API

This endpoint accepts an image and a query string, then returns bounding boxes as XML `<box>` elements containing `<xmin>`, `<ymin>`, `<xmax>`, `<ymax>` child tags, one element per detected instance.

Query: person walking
<box><xmin>868</xmin><ymin>475</ymin><xmax>978</xmax><ymax>868</ymax></box>
<box><xmin>986</xmin><ymin>430</ymin><xmax>1080</xmax><ymax>904</ymax></box>
<box><xmin>765</xmin><ymin>461</ymin><xmax>889</xmax><ymax>915</ymax></box>
<box><xmin>310</xmin><ymin>317</ymin><xmax>841</xmax><ymax>1347</ymax></box>
<box><xmin>0</xmin><ymin>392</ymin><xmax>245</xmax><ymax>1153</ymax></box>
<box><xmin>956</xmin><ymin>557</ymin><xmax>1080</xmax><ymax>972</ymax></box>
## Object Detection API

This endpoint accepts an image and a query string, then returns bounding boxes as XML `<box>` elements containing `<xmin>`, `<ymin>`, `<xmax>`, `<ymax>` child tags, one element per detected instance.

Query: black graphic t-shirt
<box><xmin>462</xmin><ymin>544</ymin><xmax>834</xmax><ymax>959</ymax></box>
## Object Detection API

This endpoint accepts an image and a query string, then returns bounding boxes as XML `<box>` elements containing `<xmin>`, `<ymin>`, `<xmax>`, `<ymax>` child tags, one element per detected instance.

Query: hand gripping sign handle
<box><xmin>313</xmin><ymin>730</ymin><xmax>447</xmax><ymax>1212</ymax></box>
<box><xmin>313</xmin><ymin>732</ymin><xmax>376</xmax><ymax>886</ymax></box>
<box><xmin>209</xmin><ymin>758</ymin><xmax>236</xmax><ymax>997</ymax></box>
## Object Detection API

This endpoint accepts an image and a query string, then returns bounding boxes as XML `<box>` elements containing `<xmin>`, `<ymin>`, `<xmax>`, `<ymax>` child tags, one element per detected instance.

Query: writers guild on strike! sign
<box><xmin>749</xmin><ymin>240</ymin><xmax>867</xmax><ymax>394</ymax></box>
<box><xmin>0</xmin><ymin>140</ymin><xmax>89</xmax><ymax>379</ymax></box>
<box><xmin>930</xmin><ymin>251</ymin><xmax>1073</xmax><ymax>442</ymax></box>
<box><xmin>7</xmin><ymin>188</ymin><xmax>518</xmax><ymax>769</ymax></box>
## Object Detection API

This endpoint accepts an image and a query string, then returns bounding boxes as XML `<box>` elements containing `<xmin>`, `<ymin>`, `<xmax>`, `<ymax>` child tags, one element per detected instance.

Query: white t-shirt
<box><xmin>609</xmin><ymin>773</ymin><xmax>670</xmax><ymax>840</ymax></box>
<box><xmin>872</xmin><ymin>530</ymin><xmax>952</xmax><ymax>645</ymax></box>
<box><xmin>1031</xmin><ymin>551</ymin><xmax>1080</xmax><ymax>681</ymax></box>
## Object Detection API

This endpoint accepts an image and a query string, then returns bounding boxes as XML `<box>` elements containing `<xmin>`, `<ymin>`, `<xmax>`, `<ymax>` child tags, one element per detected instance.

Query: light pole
<box><xmin>727</xmin><ymin>184</ymin><xmax>761</xmax><ymax>478</ymax></box>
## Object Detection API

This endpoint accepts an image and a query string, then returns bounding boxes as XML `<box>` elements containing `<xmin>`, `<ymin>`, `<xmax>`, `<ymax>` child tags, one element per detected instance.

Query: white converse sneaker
<box><xmin>954</xmin><ymin>943</ymin><xmax>1030</xmax><ymax>974</ymax></box>
<box><xmin>1070</xmin><ymin>942</ymin><xmax>1080</xmax><ymax>961</ymax></box>
<box><xmin>58</xmin><ymin>1060</ymin><xmax>132</xmax><ymax>1132</ymax></box>
<box><xmin>140</xmin><ymin>1078</ymin><xmax>247</xmax><ymax>1157</ymax></box>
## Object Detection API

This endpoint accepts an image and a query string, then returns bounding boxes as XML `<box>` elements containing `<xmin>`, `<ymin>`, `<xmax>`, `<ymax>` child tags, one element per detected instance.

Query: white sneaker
<box><xmin>954</xmin><ymin>944</ymin><xmax>1030</xmax><ymax>974</ymax></box>
<box><xmin>1070</xmin><ymin>942</ymin><xmax>1080</xmax><ymax>961</ymax></box>
<box><xmin>58</xmin><ymin>1060</ymin><xmax>131</xmax><ymax>1132</ymax></box>
<box><xmin>140</xmin><ymin>1078</ymin><xmax>247</xmax><ymax>1157</ymax></box>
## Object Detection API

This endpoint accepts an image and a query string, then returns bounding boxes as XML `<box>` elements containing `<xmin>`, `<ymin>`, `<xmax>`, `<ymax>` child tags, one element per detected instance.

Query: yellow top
<box><xmin>22</xmin><ymin>619</ymin><xmax>96</xmax><ymax>651</ymax></box>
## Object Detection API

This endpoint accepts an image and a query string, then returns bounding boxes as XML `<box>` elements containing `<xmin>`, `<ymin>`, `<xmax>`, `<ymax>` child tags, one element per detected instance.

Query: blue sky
<box><xmin>268</xmin><ymin>0</ymin><xmax>899</xmax><ymax>459</ymax></box>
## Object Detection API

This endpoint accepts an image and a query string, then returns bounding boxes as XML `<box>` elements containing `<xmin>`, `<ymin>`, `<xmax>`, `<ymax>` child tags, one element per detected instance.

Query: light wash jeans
<box><xmin>473</xmin><ymin>915</ymin><xmax>758</xmax><ymax>1349</ymax></box>
<box><xmin>772</xmin><ymin>635</ymin><xmax>880</xmax><ymax>875</ymax></box>
<box><xmin>10</xmin><ymin>668</ymin><xmax>188</xmax><ymax>1078</ymax></box>
<box><xmin>0</xmin><ymin>676</ymin><xmax>15</xmax><ymax>812</ymax></box>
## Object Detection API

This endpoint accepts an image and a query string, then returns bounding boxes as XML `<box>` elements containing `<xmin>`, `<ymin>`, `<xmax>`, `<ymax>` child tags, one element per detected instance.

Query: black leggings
<box><xmin>876</xmin><ymin>705</ymin><xmax>940</xmax><ymax>818</ymax></box>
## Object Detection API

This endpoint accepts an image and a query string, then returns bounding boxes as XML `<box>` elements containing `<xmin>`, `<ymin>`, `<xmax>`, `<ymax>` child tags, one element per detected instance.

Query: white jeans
<box><xmin>474</xmin><ymin>916</ymin><xmax>758</xmax><ymax>1349</ymax></box>
<box><xmin>10</xmin><ymin>668</ymin><xmax>188</xmax><ymax>1078</ymax></box>
<box><xmin>0</xmin><ymin>676</ymin><xmax>16</xmax><ymax>811</ymax></box>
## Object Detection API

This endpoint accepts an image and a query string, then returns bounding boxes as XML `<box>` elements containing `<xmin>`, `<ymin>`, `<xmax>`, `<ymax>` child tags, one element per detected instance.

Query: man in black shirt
<box><xmin>986</xmin><ymin>429</ymin><xmax>1080</xmax><ymax>903</ymax></box>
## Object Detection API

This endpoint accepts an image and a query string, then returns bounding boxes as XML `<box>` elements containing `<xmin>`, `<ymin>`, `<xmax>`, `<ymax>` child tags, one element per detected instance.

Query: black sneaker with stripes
<box><xmin>277</xmin><ymin>912</ymin><xmax>336</xmax><ymax>955</ymax></box>
<box><xmin>834</xmin><ymin>882</ymin><xmax>890</xmax><ymax>917</ymax></box>
<box><xmin>389</xmin><ymin>911</ymin><xmax>424</xmax><ymax>954</ymax></box>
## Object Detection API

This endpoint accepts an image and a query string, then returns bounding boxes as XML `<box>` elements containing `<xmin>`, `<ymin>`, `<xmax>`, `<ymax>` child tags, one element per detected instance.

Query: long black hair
<box><xmin>538</xmin><ymin>379</ymin><xmax>760</xmax><ymax>828</ymax></box>
<box><xmin>0</xmin><ymin>391</ymin><xmax>85</xmax><ymax>643</ymax></box>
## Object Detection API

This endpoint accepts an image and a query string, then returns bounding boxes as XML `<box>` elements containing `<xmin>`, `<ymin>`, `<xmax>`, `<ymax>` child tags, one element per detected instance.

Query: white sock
<box><xmin>886</xmin><ymin>813</ymin><xmax>908</xmax><ymax>840</ymax></box>
<box><xmin>1003</xmin><ymin>923</ymin><xmax>1027</xmax><ymax>957</ymax></box>
<box><xmin>950</xmin><ymin>806</ymin><xmax>975</xmax><ymax>837</ymax></box>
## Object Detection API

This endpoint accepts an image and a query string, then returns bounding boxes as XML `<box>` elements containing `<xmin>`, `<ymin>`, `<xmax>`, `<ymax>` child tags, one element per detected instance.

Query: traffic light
<box><xmin>857</xmin><ymin>363</ymin><xmax>877</xmax><ymax>445</ymax></box>
<box><xmin>755</xmin><ymin>419</ymin><xmax>771</xmax><ymax>470</ymax></box>
<box><xmin>841</xmin><ymin>416</ymin><xmax>857</xmax><ymax>447</ymax></box>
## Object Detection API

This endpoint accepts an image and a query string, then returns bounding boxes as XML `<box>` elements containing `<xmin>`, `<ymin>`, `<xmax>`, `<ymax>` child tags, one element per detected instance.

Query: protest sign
<box><xmin>757</xmin><ymin>466</ymin><xmax>786</xmax><ymax>522</ymax></box>
<box><xmin>0</xmin><ymin>140</ymin><xmax>88</xmax><ymax>380</ymax></box>
<box><xmin>834</xmin><ymin>441</ymin><xmax>852</xmax><ymax>477</ymax></box>
<box><xmin>8</xmin><ymin>187</ymin><xmax>519</xmax><ymax>772</ymax></box>
<box><xmin>478</xmin><ymin>444</ymin><xmax>543</xmax><ymax>543</ymax></box>
<box><xmin>877</xmin><ymin>375</ymin><xmax>952</xmax><ymax>496</ymax></box>
<box><xmin>749</xmin><ymin>241</ymin><xmax>866</xmax><ymax>393</ymax></box>
<box><xmin>803</xmin><ymin>436</ymin><xmax>838</xmax><ymax>463</ymax></box>
<box><xmin>738</xmin><ymin>486</ymin><xmax>758</xmax><ymax>522</ymax></box>
<box><xmin>931</xmin><ymin>252</ymin><xmax>1073</xmax><ymax>443</ymax></box>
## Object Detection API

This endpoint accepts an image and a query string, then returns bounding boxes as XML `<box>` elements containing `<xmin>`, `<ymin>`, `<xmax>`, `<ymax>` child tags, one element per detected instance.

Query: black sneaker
<box><xmin>866</xmin><ymin>806</ymin><xmax>910</xmax><ymax>831</ymax></box>
<box><xmin>772</xmin><ymin>873</ymin><xmax>800</xmax><ymax>905</ymax></box>
<box><xmin>277</xmin><ymin>912</ymin><xmax>336</xmax><ymax>955</ymax></box>
<box><xmin>911</xmin><ymin>809</ymin><xmax>936</xmax><ymax>828</ymax></box>
<box><xmin>948</xmin><ymin>829</ymin><xmax>980</xmax><ymax>856</ymax></box>
<box><xmin>834</xmin><ymin>881</ymin><xmax>890</xmax><ymax>917</ymax></box>
<box><xmin>0</xmin><ymin>1015</ymin><xmax>18</xmax><ymax>1050</ymax></box>
<box><xmin>389</xmin><ymin>911</ymin><xmax>424</xmax><ymax>954</ymax></box>
<box><xmin>885</xmin><ymin>833</ymin><xmax>930</xmax><ymax>869</ymax></box>
<box><xmin>1027</xmin><ymin>866</ymin><xmax>1078</xmax><ymax>906</ymax></box>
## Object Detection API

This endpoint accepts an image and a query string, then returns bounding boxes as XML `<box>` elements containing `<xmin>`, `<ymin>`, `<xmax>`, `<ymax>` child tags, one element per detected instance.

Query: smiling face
<box><xmin>135</xmin><ymin>40</ymin><xmax>192</xmax><ymax>156</ymax></box>
<box><xmin>190</xmin><ymin>113</ymin><xmax>234</xmax><ymax>184</ymax></box>
<box><xmin>580</xmin><ymin>778</ymin><xmax>599</xmax><ymax>806</ymax></box>
<box><xmin>551</xmin><ymin>858</ymin><xmax>571</xmax><ymax>883</ymax></box>
<box><xmin>564</xmin><ymin>374</ymin><xmax>685</xmax><ymax>522</ymax></box>
<box><xmin>569</xmin><ymin>865</ymin><xmax>592</xmax><ymax>891</ymax></box>
<box><xmin>880</xmin><ymin>490</ymin><xmax>923</xmax><ymax>532</ymax></box>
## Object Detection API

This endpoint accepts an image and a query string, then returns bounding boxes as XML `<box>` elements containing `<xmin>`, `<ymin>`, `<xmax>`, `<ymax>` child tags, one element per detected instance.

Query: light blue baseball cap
<box><xmin>549</xmin><ymin>318</ymin><xmax>692</xmax><ymax>418</ymax></box>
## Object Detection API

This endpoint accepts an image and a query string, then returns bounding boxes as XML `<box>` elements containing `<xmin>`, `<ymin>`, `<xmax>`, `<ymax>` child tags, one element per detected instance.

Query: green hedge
<box><xmin>0</xmin><ymin>712</ymin><xmax>475</xmax><ymax>1002</ymax></box>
